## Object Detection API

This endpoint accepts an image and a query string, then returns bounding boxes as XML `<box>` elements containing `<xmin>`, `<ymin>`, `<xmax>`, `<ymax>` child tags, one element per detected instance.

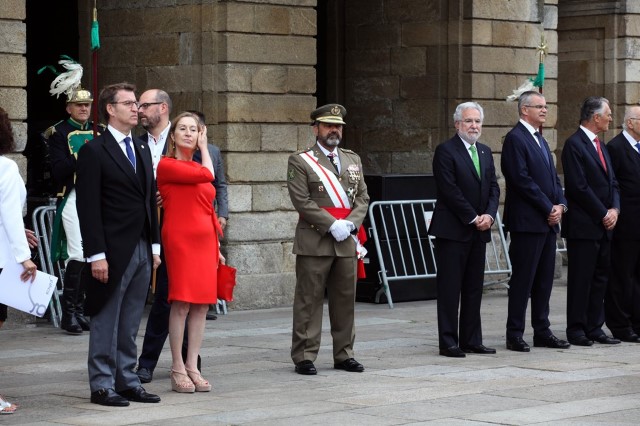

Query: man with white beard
<box><xmin>286</xmin><ymin>104</ymin><xmax>370</xmax><ymax>375</ymax></box>
<box><xmin>428</xmin><ymin>101</ymin><xmax>500</xmax><ymax>357</ymax></box>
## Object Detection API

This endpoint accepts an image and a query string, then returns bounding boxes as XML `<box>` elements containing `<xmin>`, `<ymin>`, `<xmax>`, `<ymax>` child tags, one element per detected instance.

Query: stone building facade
<box><xmin>1</xmin><ymin>0</ymin><xmax>639</xmax><ymax>313</ymax></box>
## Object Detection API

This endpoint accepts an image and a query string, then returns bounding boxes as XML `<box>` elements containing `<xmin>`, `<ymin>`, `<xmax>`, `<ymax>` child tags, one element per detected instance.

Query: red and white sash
<box><xmin>299</xmin><ymin>150</ymin><xmax>368</xmax><ymax>277</ymax></box>
<box><xmin>300</xmin><ymin>151</ymin><xmax>349</xmax><ymax>209</ymax></box>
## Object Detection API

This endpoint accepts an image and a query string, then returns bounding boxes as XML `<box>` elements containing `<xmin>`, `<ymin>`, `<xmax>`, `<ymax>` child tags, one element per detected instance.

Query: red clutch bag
<box><xmin>217</xmin><ymin>264</ymin><xmax>237</xmax><ymax>302</ymax></box>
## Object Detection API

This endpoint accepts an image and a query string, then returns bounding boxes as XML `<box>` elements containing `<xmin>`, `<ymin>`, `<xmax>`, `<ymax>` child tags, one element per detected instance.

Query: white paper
<box><xmin>0</xmin><ymin>261</ymin><xmax>58</xmax><ymax>317</ymax></box>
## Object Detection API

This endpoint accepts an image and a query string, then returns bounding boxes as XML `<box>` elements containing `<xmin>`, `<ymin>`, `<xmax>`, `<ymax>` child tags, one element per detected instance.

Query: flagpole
<box><xmin>534</xmin><ymin>32</ymin><xmax>548</xmax><ymax>134</ymax></box>
<box><xmin>91</xmin><ymin>0</ymin><xmax>100</xmax><ymax>137</ymax></box>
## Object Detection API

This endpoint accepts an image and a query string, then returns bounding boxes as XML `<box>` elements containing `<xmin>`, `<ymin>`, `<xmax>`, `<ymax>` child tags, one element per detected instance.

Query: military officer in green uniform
<box><xmin>46</xmin><ymin>88</ymin><xmax>103</xmax><ymax>334</ymax></box>
<box><xmin>287</xmin><ymin>104</ymin><xmax>370</xmax><ymax>375</ymax></box>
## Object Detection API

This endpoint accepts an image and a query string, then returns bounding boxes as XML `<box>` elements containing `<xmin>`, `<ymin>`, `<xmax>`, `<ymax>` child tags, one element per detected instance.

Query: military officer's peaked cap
<box><xmin>67</xmin><ymin>88</ymin><xmax>93</xmax><ymax>104</ymax></box>
<box><xmin>310</xmin><ymin>103</ymin><xmax>346</xmax><ymax>125</ymax></box>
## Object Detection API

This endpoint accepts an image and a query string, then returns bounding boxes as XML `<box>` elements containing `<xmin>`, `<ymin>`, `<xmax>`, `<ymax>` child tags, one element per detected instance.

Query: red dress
<box><xmin>157</xmin><ymin>157</ymin><xmax>222</xmax><ymax>304</ymax></box>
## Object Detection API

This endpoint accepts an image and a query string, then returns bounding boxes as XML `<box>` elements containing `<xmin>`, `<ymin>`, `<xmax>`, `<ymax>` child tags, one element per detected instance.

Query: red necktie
<box><xmin>594</xmin><ymin>137</ymin><xmax>607</xmax><ymax>172</ymax></box>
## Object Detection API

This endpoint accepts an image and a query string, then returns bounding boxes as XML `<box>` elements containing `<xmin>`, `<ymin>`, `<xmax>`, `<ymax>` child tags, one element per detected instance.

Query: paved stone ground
<box><xmin>1</xmin><ymin>278</ymin><xmax>640</xmax><ymax>425</ymax></box>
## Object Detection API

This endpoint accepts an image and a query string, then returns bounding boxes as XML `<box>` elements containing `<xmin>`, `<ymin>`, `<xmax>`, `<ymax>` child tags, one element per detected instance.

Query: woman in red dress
<box><xmin>157</xmin><ymin>112</ymin><xmax>223</xmax><ymax>393</ymax></box>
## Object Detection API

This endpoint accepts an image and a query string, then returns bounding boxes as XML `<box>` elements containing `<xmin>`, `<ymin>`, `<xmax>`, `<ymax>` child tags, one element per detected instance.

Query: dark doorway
<box><xmin>24</xmin><ymin>0</ymin><xmax>79</xmax><ymax>210</ymax></box>
<box><xmin>26</xmin><ymin>0</ymin><xmax>79</xmax><ymax>133</ymax></box>
<box><xmin>315</xmin><ymin>1</ymin><xmax>345</xmax><ymax>108</ymax></box>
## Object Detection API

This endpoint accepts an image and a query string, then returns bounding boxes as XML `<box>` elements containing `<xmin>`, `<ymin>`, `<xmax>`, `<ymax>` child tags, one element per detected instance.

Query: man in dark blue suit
<box><xmin>501</xmin><ymin>91</ymin><xmax>570</xmax><ymax>352</ymax></box>
<box><xmin>605</xmin><ymin>106</ymin><xmax>640</xmax><ymax>342</ymax></box>
<box><xmin>428</xmin><ymin>102</ymin><xmax>499</xmax><ymax>358</ymax></box>
<box><xmin>561</xmin><ymin>96</ymin><xmax>621</xmax><ymax>346</ymax></box>
<box><xmin>76</xmin><ymin>83</ymin><xmax>162</xmax><ymax>406</ymax></box>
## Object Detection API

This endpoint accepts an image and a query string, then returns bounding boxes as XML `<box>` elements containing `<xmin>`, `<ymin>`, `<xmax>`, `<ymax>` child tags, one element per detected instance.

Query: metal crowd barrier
<box><xmin>367</xmin><ymin>199</ymin><xmax>512</xmax><ymax>308</ymax></box>
<box><xmin>31</xmin><ymin>204</ymin><xmax>63</xmax><ymax>327</ymax></box>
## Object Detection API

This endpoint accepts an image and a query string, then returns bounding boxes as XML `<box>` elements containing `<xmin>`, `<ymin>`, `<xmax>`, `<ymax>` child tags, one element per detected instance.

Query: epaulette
<box><xmin>339</xmin><ymin>148</ymin><xmax>357</xmax><ymax>154</ymax></box>
<box><xmin>42</xmin><ymin>121</ymin><xmax>64</xmax><ymax>139</ymax></box>
<box><xmin>294</xmin><ymin>147</ymin><xmax>314</xmax><ymax>154</ymax></box>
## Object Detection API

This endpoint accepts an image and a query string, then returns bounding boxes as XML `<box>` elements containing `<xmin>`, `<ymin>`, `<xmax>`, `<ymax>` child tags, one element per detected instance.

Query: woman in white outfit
<box><xmin>0</xmin><ymin>106</ymin><xmax>37</xmax><ymax>414</ymax></box>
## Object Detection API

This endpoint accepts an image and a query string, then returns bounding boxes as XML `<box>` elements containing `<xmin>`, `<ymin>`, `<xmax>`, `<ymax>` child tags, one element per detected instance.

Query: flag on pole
<box><xmin>506</xmin><ymin>32</ymin><xmax>548</xmax><ymax>101</ymax></box>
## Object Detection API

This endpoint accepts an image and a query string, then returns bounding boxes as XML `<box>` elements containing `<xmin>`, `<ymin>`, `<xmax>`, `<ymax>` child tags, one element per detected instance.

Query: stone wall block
<box><xmin>391</xmin><ymin>150</ymin><xmax>433</xmax><ymax>174</ymax></box>
<box><xmin>385</xmin><ymin>0</ymin><xmax>442</xmax><ymax>22</ymax></box>
<box><xmin>469</xmin><ymin>46</ymin><xmax>539</xmax><ymax>73</ymax></box>
<box><xmin>213</xmin><ymin>123</ymin><xmax>261</xmax><ymax>152</ymax></box>
<box><xmin>481</xmin><ymin>101</ymin><xmax>520</xmax><ymax>126</ymax></box>
<box><xmin>402</xmin><ymin>22</ymin><xmax>443</xmax><ymax>47</ymax></box>
<box><xmin>390</xmin><ymin>47</ymin><xmax>427</xmax><ymax>76</ymax></box>
<box><xmin>356</xmin><ymin>24</ymin><xmax>401</xmax><ymax>49</ymax></box>
<box><xmin>228</xmin><ymin>184</ymin><xmax>253</xmax><ymax>213</ymax></box>
<box><xmin>348</xmin><ymin>76</ymin><xmax>400</xmax><ymax>102</ymax></box>
<box><xmin>226</xmin><ymin>152</ymin><xmax>291</xmax><ymax>182</ymax></box>
<box><xmin>471</xmin><ymin>73</ymin><xmax>496</xmax><ymax>99</ymax></box>
<box><xmin>297</xmin><ymin>125</ymin><xmax>316</xmax><ymax>150</ymax></box>
<box><xmin>471</xmin><ymin>0</ymin><xmax>539</xmax><ymax>22</ymax></box>
<box><xmin>492</xmin><ymin>22</ymin><xmax>527</xmax><ymax>47</ymax></box>
<box><xmin>393</xmin><ymin>99</ymin><xmax>441</xmax><ymax>128</ymax></box>
<box><xmin>0</xmin><ymin>21</ymin><xmax>25</xmax><ymax>54</ymax></box>
<box><xmin>262</xmin><ymin>124</ymin><xmax>298</xmax><ymax>151</ymax></box>
<box><xmin>470</xmin><ymin>20</ymin><xmax>492</xmax><ymax>45</ymax></box>
<box><xmin>0</xmin><ymin>88</ymin><xmax>27</xmax><ymax>119</ymax></box>
<box><xmin>346</xmin><ymin>49</ymin><xmax>390</xmax><ymax>77</ymax></box>
<box><xmin>217</xmin><ymin>2</ymin><xmax>254</xmax><ymax>33</ymax></box>
<box><xmin>252</xmin><ymin>183</ymin><xmax>292</xmax><ymax>211</ymax></box>
<box><xmin>231</xmin><ymin>272</ymin><xmax>295</xmax><ymax>310</ymax></box>
<box><xmin>544</xmin><ymin>4</ymin><xmax>558</xmax><ymax>30</ymax></box>
<box><xmin>221</xmin><ymin>93</ymin><xmax>315</xmax><ymax>123</ymax></box>
<box><xmin>220</xmin><ymin>33</ymin><xmax>315</xmax><ymax>65</ymax></box>
<box><xmin>252</xmin><ymin>66</ymin><xmax>287</xmax><ymax>93</ymax></box>
<box><xmin>225</xmin><ymin>242</ymin><xmax>292</xmax><ymax>275</ymax></box>
<box><xmin>290</xmin><ymin>7</ymin><xmax>316</xmax><ymax>36</ymax></box>
<box><xmin>0</xmin><ymin>54</ymin><xmax>26</xmax><ymax>86</ymax></box>
<box><xmin>254</xmin><ymin>5</ymin><xmax>290</xmax><ymax>34</ymax></box>
<box><xmin>0</xmin><ymin>0</ymin><xmax>25</xmax><ymax>19</ymax></box>
<box><xmin>348</xmin><ymin>99</ymin><xmax>394</xmax><ymax>130</ymax></box>
<box><xmin>12</xmin><ymin>121</ymin><xmax>27</xmax><ymax>152</ymax></box>
<box><xmin>399</xmin><ymin>75</ymin><xmax>438</xmax><ymax>99</ymax></box>
<box><xmin>140</xmin><ymin>65</ymin><xmax>202</xmax><ymax>92</ymax></box>
<box><xmin>287</xmin><ymin>66</ymin><xmax>316</xmax><ymax>94</ymax></box>
<box><xmin>219</xmin><ymin>64</ymin><xmax>252</xmax><ymax>92</ymax></box>
<box><xmin>226</xmin><ymin>211</ymin><xmax>298</xmax><ymax>242</ymax></box>
<box><xmin>141</xmin><ymin>5</ymin><xmax>202</xmax><ymax>34</ymax></box>
<box><xmin>345</xmin><ymin>0</ymin><xmax>384</xmax><ymax>26</ymax></box>
<box><xmin>179</xmin><ymin>33</ymin><xmax>202</xmax><ymax>65</ymax></box>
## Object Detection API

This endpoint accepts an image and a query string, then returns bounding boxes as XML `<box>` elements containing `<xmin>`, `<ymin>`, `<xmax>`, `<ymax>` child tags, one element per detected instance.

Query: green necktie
<box><xmin>469</xmin><ymin>144</ymin><xmax>480</xmax><ymax>178</ymax></box>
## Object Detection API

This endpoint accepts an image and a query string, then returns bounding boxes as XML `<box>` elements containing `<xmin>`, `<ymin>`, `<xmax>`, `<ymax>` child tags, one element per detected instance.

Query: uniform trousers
<box><xmin>291</xmin><ymin>255</ymin><xmax>357</xmax><ymax>364</ymax></box>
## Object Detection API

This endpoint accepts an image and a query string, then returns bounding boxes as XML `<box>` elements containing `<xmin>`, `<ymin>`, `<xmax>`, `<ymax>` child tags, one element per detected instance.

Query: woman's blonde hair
<box><xmin>166</xmin><ymin>111</ymin><xmax>201</xmax><ymax>158</ymax></box>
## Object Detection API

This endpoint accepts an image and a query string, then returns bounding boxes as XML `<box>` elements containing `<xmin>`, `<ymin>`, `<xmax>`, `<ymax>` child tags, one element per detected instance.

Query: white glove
<box><xmin>329</xmin><ymin>220</ymin><xmax>351</xmax><ymax>242</ymax></box>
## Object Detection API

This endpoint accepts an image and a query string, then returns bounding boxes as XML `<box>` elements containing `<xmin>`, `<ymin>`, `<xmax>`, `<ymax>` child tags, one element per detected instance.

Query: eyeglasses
<box><xmin>110</xmin><ymin>100</ymin><xmax>139</xmax><ymax>109</ymax></box>
<box><xmin>525</xmin><ymin>104</ymin><xmax>548</xmax><ymax>110</ymax></box>
<box><xmin>138</xmin><ymin>102</ymin><xmax>163</xmax><ymax>110</ymax></box>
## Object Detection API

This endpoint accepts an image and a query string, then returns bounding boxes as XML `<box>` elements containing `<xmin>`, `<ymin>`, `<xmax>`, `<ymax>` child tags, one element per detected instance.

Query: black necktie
<box><xmin>327</xmin><ymin>153</ymin><xmax>339</xmax><ymax>173</ymax></box>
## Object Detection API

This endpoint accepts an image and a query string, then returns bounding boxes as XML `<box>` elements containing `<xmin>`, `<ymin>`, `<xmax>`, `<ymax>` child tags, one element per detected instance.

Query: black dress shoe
<box><xmin>439</xmin><ymin>346</ymin><xmax>466</xmax><ymax>358</ymax></box>
<box><xmin>90</xmin><ymin>388</ymin><xmax>130</xmax><ymax>407</ymax></box>
<box><xmin>506</xmin><ymin>337</ymin><xmax>530</xmax><ymax>352</ymax></box>
<box><xmin>334</xmin><ymin>358</ymin><xmax>365</xmax><ymax>372</ymax></box>
<box><xmin>295</xmin><ymin>360</ymin><xmax>317</xmax><ymax>375</ymax></box>
<box><xmin>118</xmin><ymin>386</ymin><xmax>161</xmax><ymax>403</ymax></box>
<box><xmin>533</xmin><ymin>334</ymin><xmax>571</xmax><ymax>349</ymax></box>
<box><xmin>612</xmin><ymin>331</ymin><xmax>640</xmax><ymax>343</ymax></box>
<box><xmin>206</xmin><ymin>313</ymin><xmax>218</xmax><ymax>320</ymax></box>
<box><xmin>136</xmin><ymin>367</ymin><xmax>153</xmax><ymax>384</ymax></box>
<box><xmin>460</xmin><ymin>344</ymin><xmax>496</xmax><ymax>354</ymax></box>
<box><xmin>591</xmin><ymin>334</ymin><xmax>621</xmax><ymax>344</ymax></box>
<box><xmin>568</xmin><ymin>335</ymin><xmax>593</xmax><ymax>346</ymax></box>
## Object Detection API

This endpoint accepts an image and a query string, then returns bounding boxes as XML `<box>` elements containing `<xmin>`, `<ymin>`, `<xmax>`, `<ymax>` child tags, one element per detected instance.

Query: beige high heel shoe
<box><xmin>170</xmin><ymin>369</ymin><xmax>195</xmax><ymax>393</ymax></box>
<box><xmin>186</xmin><ymin>368</ymin><xmax>212</xmax><ymax>392</ymax></box>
